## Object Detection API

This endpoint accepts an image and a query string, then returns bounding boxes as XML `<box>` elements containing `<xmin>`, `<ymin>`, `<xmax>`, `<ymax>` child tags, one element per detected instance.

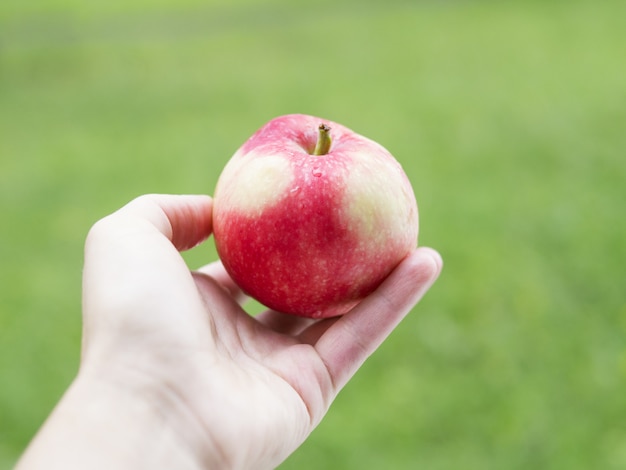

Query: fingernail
<box><xmin>427</xmin><ymin>248</ymin><xmax>443</xmax><ymax>276</ymax></box>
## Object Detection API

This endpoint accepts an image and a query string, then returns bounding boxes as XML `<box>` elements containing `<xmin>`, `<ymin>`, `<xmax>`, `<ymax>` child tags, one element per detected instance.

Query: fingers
<box><xmin>84</xmin><ymin>194</ymin><xmax>213</xmax><ymax>296</ymax></box>
<box><xmin>100</xmin><ymin>194</ymin><xmax>214</xmax><ymax>251</ymax></box>
<box><xmin>84</xmin><ymin>194</ymin><xmax>213</xmax><ymax>287</ymax></box>
<box><xmin>314</xmin><ymin>247</ymin><xmax>442</xmax><ymax>391</ymax></box>
<box><xmin>82</xmin><ymin>195</ymin><xmax>214</xmax><ymax>347</ymax></box>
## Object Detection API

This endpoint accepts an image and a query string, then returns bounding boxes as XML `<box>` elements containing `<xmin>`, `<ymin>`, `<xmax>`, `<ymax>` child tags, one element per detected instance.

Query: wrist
<box><xmin>17</xmin><ymin>365</ymin><xmax>218</xmax><ymax>470</ymax></box>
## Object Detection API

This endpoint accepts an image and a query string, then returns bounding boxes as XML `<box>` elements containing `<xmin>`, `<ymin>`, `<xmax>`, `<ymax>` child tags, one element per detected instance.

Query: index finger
<box><xmin>82</xmin><ymin>194</ymin><xmax>214</xmax><ymax>344</ymax></box>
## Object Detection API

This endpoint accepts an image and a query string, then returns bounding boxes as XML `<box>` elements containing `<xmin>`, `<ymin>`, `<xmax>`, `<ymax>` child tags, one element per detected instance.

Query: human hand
<box><xmin>18</xmin><ymin>194</ymin><xmax>442</xmax><ymax>470</ymax></box>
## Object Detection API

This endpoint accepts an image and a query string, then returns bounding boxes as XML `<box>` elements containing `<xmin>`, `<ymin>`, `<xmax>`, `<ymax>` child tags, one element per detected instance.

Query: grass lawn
<box><xmin>1</xmin><ymin>0</ymin><xmax>625</xmax><ymax>468</ymax></box>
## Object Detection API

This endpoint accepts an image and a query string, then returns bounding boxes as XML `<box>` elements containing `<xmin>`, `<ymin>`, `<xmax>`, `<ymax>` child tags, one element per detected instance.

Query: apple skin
<box><xmin>212</xmin><ymin>114</ymin><xmax>418</xmax><ymax>318</ymax></box>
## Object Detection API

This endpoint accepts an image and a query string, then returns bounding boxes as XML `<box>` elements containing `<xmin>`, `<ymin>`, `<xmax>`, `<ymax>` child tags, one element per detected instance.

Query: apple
<box><xmin>212</xmin><ymin>114</ymin><xmax>418</xmax><ymax>318</ymax></box>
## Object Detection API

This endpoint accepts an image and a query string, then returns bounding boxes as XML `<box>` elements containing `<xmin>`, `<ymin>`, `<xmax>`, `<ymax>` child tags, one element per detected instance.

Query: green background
<box><xmin>1</xmin><ymin>0</ymin><xmax>625</xmax><ymax>468</ymax></box>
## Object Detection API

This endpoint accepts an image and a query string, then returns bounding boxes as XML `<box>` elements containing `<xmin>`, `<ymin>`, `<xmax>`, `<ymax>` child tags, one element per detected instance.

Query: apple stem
<box><xmin>313</xmin><ymin>124</ymin><xmax>332</xmax><ymax>155</ymax></box>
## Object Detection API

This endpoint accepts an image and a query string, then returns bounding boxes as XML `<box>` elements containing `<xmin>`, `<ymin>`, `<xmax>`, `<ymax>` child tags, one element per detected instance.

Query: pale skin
<box><xmin>16</xmin><ymin>194</ymin><xmax>442</xmax><ymax>470</ymax></box>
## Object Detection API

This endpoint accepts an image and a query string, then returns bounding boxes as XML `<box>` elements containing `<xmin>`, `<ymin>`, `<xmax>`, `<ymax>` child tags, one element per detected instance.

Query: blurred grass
<box><xmin>1</xmin><ymin>0</ymin><xmax>625</xmax><ymax>468</ymax></box>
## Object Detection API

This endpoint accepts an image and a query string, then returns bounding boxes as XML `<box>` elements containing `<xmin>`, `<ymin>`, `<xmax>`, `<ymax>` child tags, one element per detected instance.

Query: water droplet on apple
<box><xmin>290</xmin><ymin>186</ymin><xmax>300</xmax><ymax>194</ymax></box>
<box><xmin>311</xmin><ymin>310</ymin><xmax>323</xmax><ymax>319</ymax></box>
<box><xmin>312</xmin><ymin>167</ymin><xmax>323</xmax><ymax>178</ymax></box>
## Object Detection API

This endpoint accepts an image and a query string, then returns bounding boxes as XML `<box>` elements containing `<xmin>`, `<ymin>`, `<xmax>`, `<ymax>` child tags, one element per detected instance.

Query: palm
<box><xmin>180</xmin><ymin>268</ymin><xmax>338</xmax><ymax>466</ymax></box>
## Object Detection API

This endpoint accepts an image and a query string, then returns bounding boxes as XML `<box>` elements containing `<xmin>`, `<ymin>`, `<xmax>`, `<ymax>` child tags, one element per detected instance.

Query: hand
<box><xmin>17</xmin><ymin>194</ymin><xmax>442</xmax><ymax>470</ymax></box>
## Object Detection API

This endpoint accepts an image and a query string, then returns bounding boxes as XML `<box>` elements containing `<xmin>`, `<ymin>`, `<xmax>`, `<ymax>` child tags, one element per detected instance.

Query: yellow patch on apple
<box><xmin>342</xmin><ymin>155</ymin><xmax>418</xmax><ymax>245</ymax></box>
<box><xmin>214</xmin><ymin>152</ymin><xmax>293</xmax><ymax>216</ymax></box>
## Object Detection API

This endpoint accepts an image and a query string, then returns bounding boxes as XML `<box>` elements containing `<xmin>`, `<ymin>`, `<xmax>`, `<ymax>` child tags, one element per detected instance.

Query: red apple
<box><xmin>212</xmin><ymin>114</ymin><xmax>418</xmax><ymax>318</ymax></box>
